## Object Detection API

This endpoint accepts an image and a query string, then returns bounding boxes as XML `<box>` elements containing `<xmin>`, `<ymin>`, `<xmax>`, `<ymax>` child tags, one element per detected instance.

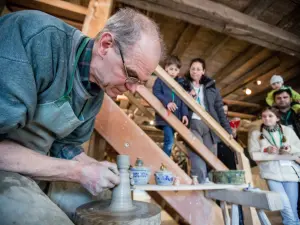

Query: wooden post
<box><xmin>221</xmin><ymin>201</ymin><xmax>231</xmax><ymax>225</ymax></box>
<box><xmin>82</xmin><ymin>0</ymin><xmax>114</xmax><ymax>37</ymax></box>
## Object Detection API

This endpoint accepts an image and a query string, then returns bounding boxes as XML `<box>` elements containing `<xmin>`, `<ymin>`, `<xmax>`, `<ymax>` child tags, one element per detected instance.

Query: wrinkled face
<box><xmin>165</xmin><ymin>64</ymin><xmax>180</xmax><ymax>78</ymax></box>
<box><xmin>223</xmin><ymin>105</ymin><xmax>228</xmax><ymax>116</ymax></box>
<box><xmin>271</xmin><ymin>82</ymin><xmax>282</xmax><ymax>90</ymax></box>
<box><xmin>262</xmin><ymin>110</ymin><xmax>279</xmax><ymax>127</ymax></box>
<box><xmin>190</xmin><ymin>62</ymin><xmax>205</xmax><ymax>82</ymax></box>
<box><xmin>274</xmin><ymin>92</ymin><xmax>291</xmax><ymax>110</ymax></box>
<box><xmin>91</xmin><ymin>33</ymin><xmax>161</xmax><ymax>98</ymax></box>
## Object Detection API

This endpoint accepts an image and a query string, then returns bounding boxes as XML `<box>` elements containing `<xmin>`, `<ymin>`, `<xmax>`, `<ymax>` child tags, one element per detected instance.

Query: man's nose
<box><xmin>125</xmin><ymin>82</ymin><xmax>137</xmax><ymax>93</ymax></box>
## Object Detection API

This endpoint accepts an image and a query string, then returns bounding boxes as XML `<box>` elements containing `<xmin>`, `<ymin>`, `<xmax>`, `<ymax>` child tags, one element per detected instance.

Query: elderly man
<box><xmin>0</xmin><ymin>8</ymin><xmax>162</xmax><ymax>225</ymax></box>
<box><xmin>274</xmin><ymin>88</ymin><xmax>300</xmax><ymax>137</ymax></box>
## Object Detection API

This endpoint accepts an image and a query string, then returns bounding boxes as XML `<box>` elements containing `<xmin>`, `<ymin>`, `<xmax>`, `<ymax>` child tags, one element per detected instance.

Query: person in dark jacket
<box><xmin>184</xmin><ymin>58</ymin><xmax>232</xmax><ymax>183</ymax></box>
<box><xmin>153</xmin><ymin>56</ymin><xmax>189</xmax><ymax>156</ymax></box>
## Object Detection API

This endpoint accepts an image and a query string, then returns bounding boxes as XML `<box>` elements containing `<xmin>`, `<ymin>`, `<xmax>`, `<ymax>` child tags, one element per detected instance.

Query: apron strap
<box><xmin>62</xmin><ymin>37</ymin><xmax>90</xmax><ymax>100</ymax></box>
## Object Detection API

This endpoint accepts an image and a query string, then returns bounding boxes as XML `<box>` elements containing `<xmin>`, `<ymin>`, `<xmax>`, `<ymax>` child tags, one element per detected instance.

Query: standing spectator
<box><xmin>153</xmin><ymin>56</ymin><xmax>189</xmax><ymax>156</ymax></box>
<box><xmin>184</xmin><ymin>58</ymin><xmax>232</xmax><ymax>183</ymax></box>
<box><xmin>249</xmin><ymin>107</ymin><xmax>300</xmax><ymax>225</ymax></box>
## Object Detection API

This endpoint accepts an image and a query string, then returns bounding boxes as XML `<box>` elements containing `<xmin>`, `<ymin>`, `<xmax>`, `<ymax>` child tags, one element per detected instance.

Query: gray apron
<box><xmin>7</xmin><ymin>37</ymin><xmax>90</xmax><ymax>155</ymax></box>
<box><xmin>0</xmin><ymin>37</ymin><xmax>98</xmax><ymax>225</ymax></box>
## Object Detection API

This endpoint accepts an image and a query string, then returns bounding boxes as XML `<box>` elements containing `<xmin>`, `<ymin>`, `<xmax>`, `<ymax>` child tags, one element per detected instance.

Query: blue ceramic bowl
<box><xmin>130</xmin><ymin>168</ymin><xmax>151</xmax><ymax>185</ymax></box>
<box><xmin>155</xmin><ymin>171</ymin><xmax>174</xmax><ymax>186</ymax></box>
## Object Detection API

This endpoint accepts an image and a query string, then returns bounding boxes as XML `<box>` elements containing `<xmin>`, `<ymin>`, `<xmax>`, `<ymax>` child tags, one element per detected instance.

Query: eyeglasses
<box><xmin>115</xmin><ymin>42</ymin><xmax>146</xmax><ymax>85</ymax></box>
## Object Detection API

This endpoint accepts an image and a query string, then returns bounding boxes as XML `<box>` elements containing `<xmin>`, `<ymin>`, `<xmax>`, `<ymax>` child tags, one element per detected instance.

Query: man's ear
<box><xmin>97</xmin><ymin>32</ymin><xmax>114</xmax><ymax>57</ymax></box>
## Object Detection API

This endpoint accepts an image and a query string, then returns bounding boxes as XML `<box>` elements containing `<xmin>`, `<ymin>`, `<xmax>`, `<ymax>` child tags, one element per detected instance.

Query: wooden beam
<box><xmin>239</xmin><ymin>64</ymin><xmax>300</xmax><ymax>103</ymax></box>
<box><xmin>94</xmin><ymin>94</ymin><xmax>224</xmax><ymax>225</ymax></box>
<box><xmin>118</xmin><ymin>0</ymin><xmax>300</xmax><ymax>58</ymax></box>
<box><xmin>223</xmin><ymin>99</ymin><xmax>261</xmax><ymax>109</ymax></box>
<box><xmin>221</xmin><ymin>56</ymin><xmax>280</xmax><ymax>97</ymax></box>
<box><xmin>171</xmin><ymin>24</ymin><xmax>199</xmax><ymax>57</ymax></box>
<box><xmin>204</xmin><ymin>36</ymin><xmax>231</xmax><ymax>62</ymax></box>
<box><xmin>174</xmin><ymin>139</ymin><xmax>188</xmax><ymax>156</ymax></box>
<box><xmin>137</xmin><ymin>85</ymin><xmax>228</xmax><ymax>171</ymax></box>
<box><xmin>82</xmin><ymin>0</ymin><xmax>114</xmax><ymax>38</ymax></box>
<box><xmin>206</xmin><ymin>189</ymin><xmax>283</xmax><ymax>211</ymax></box>
<box><xmin>124</xmin><ymin>92</ymin><xmax>154</xmax><ymax>119</ymax></box>
<box><xmin>227</xmin><ymin>111</ymin><xmax>256</xmax><ymax>120</ymax></box>
<box><xmin>134</xmin><ymin>184</ymin><xmax>248</xmax><ymax>191</ymax></box>
<box><xmin>7</xmin><ymin>0</ymin><xmax>87</xmax><ymax>22</ymax></box>
<box><xmin>277</xmin><ymin>6</ymin><xmax>300</xmax><ymax>31</ymax></box>
<box><xmin>243</xmin><ymin>0</ymin><xmax>273</xmax><ymax>19</ymax></box>
<box><xmin>213</xmin><ymin>45</ymin><xmax>262</xmax><ymax>81</ymax></box>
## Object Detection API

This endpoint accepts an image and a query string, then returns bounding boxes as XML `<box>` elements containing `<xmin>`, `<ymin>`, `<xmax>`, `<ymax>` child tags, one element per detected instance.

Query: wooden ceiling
<box><xmin>2</xmin><ymin>0</ymin><xmax>300</xmax><ymax>115</ymax></box>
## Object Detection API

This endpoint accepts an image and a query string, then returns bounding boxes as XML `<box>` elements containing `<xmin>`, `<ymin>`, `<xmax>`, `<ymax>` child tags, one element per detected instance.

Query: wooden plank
<box><xmin>221</xmin><ymin>56</ymin><xmax>280</xmax><ymax>97</ymax></box>
<box><xmin>223</xmin><ymin>99</ymin><xmax>261</xmax><ymax>109</ymax></box>
<box><xmin>203</xmin><ymin>36</ymin><xmax>231</xmax><ymax>63</ymax></box>
<box><xmin>94</xmin><ymin>94</ymin><xmax>224</xmax><ymax>225</ymax></box>
<box><xmin>133</xmin><ymin>184</ymin><xmax>248</xmax><ymax>191</ymax></box>
<box><xmin>82</xmin><ymin>0</ymin><xmax>114</xmax><ymax>38</ymax></box>
<box><xmin>7</xmin><ymin>0</ymin><xmax>88</xmax><ymax>22</ymax></box>
<box><xmin>221</xmin><ymin>201</ymin><xmax>231</xmax><ymax>225</ymax></box>
<box><xmin>125</xmin><ymin>92</ymin><xmax>154</xmax><ymax>119</ymax></box>
<box><xmin>171</xmin><ymin>24</ymin><xmax>199</xmax><ymax>57</ymax></box>
<box><xmin>256</xmin><ymin>209</ymin><xmax>271</xmax><ymax>225</ymax></box>
<box><xmin>174</xmin><ymin>139</ymin><xmax>189</xmax><ymax>156</ymax></box>
<box><xmin>137</xmin><ymin>85</ymin><xmax>228</xmax><ymax>171</ymax></box>
<box><xmin>118</xmin><ymin>0</ymin><xmax>300</xmax><ymax>58</ymax></box>
<box><xmin>205</xmin><ymin>189</ymin><xmax>283</xmax><ymax>211</ymax></box>
<box><xmin>250</xmin><ymin>152</ymin><xmax>299</xmax><ymax>161</ymax></box>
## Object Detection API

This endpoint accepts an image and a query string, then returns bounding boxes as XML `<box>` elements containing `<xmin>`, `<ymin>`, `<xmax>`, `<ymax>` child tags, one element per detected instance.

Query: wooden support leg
<box><xmin>256</xmin><ymin>209</ymin><xmax>271</xmax><ymax>225</ymax></box>
<box><xmin>231</xmin><ymin>204</ymin><xmax>239</xmax><ymax>225</ymax></box>
<box><xmin>221</xmin><ymin>201</ymin><xmax>231</xmax><ymax>225</ymax></box>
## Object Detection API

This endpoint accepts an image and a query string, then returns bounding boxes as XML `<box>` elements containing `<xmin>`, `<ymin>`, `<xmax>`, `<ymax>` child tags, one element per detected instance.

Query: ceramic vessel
<box><xmin>154</xmin><ymin>164</ymin><xmax>174</xmax><ymax>186</ymax></box>
<box><xmin>212</xmin><ymin>170</ymin><xmax>245</xmax><ymax>185</ymax></box>
<box><xmin>130</xmin><ymin>157</ymin><xmax>151</xmax><ymax>185</ymax></box>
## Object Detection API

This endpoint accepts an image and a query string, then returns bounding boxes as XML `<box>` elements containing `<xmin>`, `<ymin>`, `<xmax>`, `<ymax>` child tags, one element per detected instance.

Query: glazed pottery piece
<box><xmin>212</xmin><ymin>170</ymin><xmax>245</xmax><ymax>185</ymax></box>
<box><xmin>155</xmin><ymin>164</ymin><xmax>174</xmax><ymax>186</ymax></box>
<box><xmin>130</xmin><ymin>157</ymin><xmax>151</xmax><ymax>185</ymax></box>
<box><xmin>192</xmin><ymin>175</ymin><xmax>199</xmax><ymax>185</ymax></box>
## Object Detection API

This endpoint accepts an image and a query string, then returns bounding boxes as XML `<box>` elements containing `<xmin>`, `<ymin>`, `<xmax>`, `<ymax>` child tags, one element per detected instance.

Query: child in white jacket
<box><xmin>249</xmin><ymin>107</ymin><xmax>300</xmax><ymax>225</ymax></box>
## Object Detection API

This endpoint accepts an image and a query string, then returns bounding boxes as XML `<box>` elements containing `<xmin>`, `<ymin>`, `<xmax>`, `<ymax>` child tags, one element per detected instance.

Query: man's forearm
<box><xmin>0</xmin><ymin>140</ymin><xmax>84</xmax><ymax>182</ymax></box>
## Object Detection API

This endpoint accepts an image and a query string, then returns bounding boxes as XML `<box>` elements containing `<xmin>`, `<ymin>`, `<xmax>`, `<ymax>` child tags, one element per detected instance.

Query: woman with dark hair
<box><xmin>249</xmin><ymin>107</ymin><xmax>300</xmax><ymax>225</ymax></box>
<box><xmin>184</xmin><ymin>58</ymin><xmax>232</xmax><ymax>183</ymax></box>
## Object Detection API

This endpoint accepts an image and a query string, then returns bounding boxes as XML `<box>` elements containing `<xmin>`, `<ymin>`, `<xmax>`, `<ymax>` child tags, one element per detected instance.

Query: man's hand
<box><xmin>74</xmin><ymin>153</ymin><xmax>120</xmax><ymax>195</ymax></box>
<box><xmin>182</xmin><ymin>116</ymin><xmax>189</xmax><ymax>126</ymax></box>
<box><xmin>167</xmin><ymin>102</ymin><xmax>178</xmax><ymax>112</ymax></box>
<box><xmin>79</xmin><ymin>162</ymin><xmax>120</xmax><ymax>196</ymax></box>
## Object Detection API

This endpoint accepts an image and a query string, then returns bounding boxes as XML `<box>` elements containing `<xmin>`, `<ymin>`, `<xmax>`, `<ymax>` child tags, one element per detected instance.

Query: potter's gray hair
<box><xmin>96</xmin><ymin>8</ymin><xmax>164</xmax><ymax>59</ymax></box>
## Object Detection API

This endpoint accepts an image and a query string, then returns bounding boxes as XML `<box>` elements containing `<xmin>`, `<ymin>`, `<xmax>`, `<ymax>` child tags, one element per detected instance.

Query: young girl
<box><xmin>249</xmin><ymin>107</ymin><xmax>300</xmax><ymax>225</ymax></box>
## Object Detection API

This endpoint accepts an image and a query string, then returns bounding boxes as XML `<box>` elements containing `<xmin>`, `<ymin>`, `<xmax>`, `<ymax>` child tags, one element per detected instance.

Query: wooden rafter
<box><xmin>221</xmin><ymin>56</ymin><xmax>280</xmax><ymax>97</ymax></box>
<box><xmin>118</xmin><ymin>0</ymin><xmax>300</xmax><ymax>58</ymax></box>
<box><xmin>171</xmin><ymin>24</ymin><xmax>199</xmax><ymax>57</ymax></box>
<box><xmin>7</xmin><ymin>0</ymin><xmax>87</xmax><ymax>22</ymax></box>
<box><xmin>223</xmin><ymin>99</ymin><xmax>261</xmax><ymax>109</ymax></box>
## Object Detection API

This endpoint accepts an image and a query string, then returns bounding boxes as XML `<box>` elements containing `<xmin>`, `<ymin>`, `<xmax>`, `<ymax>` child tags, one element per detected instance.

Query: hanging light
<box><xmin>256</xmin><ymin>80</ymin><xmax>262</xmax><ymax>85</ymax></box>
<box><xmin>149</xmin><ymin>120</ymin><xmax>154</xmax><ymax>125</ymax></box>
<box><xmin>243</xmin><ymin>88</ymin><xmax>252</xmax><ymax>95</ymax></box>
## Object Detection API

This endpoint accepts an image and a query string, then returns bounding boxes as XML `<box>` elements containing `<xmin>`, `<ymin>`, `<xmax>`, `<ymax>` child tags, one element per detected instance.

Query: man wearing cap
<box><xmin>266</xmin><ymin>75</ymin><xmax>300</xmax><ymax>113</ymax></box>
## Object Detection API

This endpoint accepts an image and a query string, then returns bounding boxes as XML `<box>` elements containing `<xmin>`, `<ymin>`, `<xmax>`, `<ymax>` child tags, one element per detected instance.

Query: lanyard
<box><xmin>282</xmin><ymin>110</ymin><xmax>292</xmax><ymax>125</ymax></box>
<box><xmin>193</xmin><ymin>87</ymin><xmax>201</xmax><ymax>104</ymax></box>
<box><xmin>172</xmin><ymin>91</ymin><xmax>175</xmax><ymax>102</ymax></box>
<box><xmin>265</xmin><ymin>130</ymin><xmax>283</xmax><ymax>148</ymax></box>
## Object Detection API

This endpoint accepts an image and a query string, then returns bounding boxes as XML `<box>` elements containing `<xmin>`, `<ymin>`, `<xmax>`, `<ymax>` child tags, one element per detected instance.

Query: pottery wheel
<box><xmin>75</xmin><ymin>200</ymin><xmax>161</xmax><ymax>225</ymax></box>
